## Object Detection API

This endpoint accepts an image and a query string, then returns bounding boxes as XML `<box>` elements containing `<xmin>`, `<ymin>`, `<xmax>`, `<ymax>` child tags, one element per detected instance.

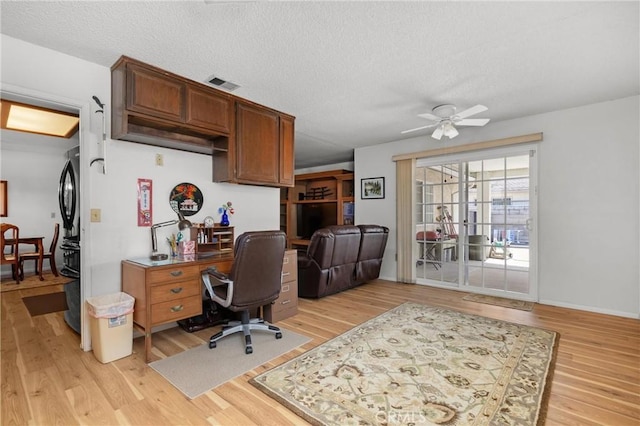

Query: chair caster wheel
<box><xmin>209</xmin><ymin>341</ymin><xmax>217</xmax><ymax>349</ymax></box>
<box><xmin>245</xmin><ymin>346</ymin><xmax>253</xmax><ymax>354</ymax></box>
<box><xmin>275</xmin><ymin>332</ymin><xmax>282</xmax><ymax>339</ymax></box>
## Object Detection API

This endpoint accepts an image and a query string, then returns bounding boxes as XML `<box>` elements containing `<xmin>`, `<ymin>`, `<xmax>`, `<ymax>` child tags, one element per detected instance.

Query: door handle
<box><xmin>526</xmin><ymin>218</ymin><xmax>533</xmax><ymax>231</ymax></box>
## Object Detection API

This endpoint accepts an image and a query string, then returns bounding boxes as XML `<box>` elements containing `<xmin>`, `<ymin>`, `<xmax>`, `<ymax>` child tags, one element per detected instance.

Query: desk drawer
<box><xmin>150</xmin><ymin>279</ymin><xmax>200</xmax><ymax>303</ymax></box>
<box><xmin>151</xmin><ymin>295</ymin><xmax>201</xmax><ymax>325</ymax></box>
<box><xmin>148</xmin><ymin>265</ymin><xmax>199</xmax><ymax>285</ymax></box>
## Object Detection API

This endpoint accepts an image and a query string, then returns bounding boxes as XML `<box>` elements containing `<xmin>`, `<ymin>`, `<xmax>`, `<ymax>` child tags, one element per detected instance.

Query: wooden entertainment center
<box><xmin>280</xmin><ymin>169</ymin><xmax>354</xmax><ymax>247</ymax></box>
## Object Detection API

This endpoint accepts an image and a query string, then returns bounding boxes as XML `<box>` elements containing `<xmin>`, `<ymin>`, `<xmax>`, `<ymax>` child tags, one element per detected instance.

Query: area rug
<box><xmin>251</xmin><ymin>303</ymin><xmax>558</xmax><ymax>426</ymax></box>
<box><xmin>463</xmin><ymin>293</ymin><xmax>534</xmax><ymax>311</ymax></box>
<box><xmin>22</xmin><ymin>291</ymin><xmax>69</xmax><ymax>316</ymax></box>
<box><xmin>150</xmin><ymin>328</ymin><xmax>310</xmax><ymax>399</ymax></box>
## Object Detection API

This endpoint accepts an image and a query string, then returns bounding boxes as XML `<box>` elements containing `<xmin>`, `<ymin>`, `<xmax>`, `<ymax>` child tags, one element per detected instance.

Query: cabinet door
<box><xmin>279</xmin><ymin>115</ymin><xmax>295</xmax><ymax>186</ymax></box>
<box><xmin>236</xmin><ymin>103</ymin><xmax>279</xmax><ymax>184</ymax></box>
<box><xmin>127</xmin><ymin>64</ymin><xmax>184</xmax><ymax>121</ymax></box>
<box><xmin>186</xmin><ymin>86</ymin><xmax>232</xmax><ymax>134</ymax></box>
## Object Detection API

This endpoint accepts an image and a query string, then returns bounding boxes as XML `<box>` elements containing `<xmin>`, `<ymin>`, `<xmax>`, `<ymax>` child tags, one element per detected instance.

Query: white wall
<box><xmin>1</xmin><ymin>35</ymin><xmax>280</xmax><ymax>345</ymax></box>
<box><xmin>356</xmin><ymin>96</ymin><xmax>640</xmax><ymax>318</ymax></box>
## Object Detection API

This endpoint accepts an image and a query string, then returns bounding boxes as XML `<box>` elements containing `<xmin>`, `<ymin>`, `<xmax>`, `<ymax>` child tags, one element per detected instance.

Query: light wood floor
<box><xmin>2</xmin><ymin>278</ymin><xmax>639</xmax><ymax>425</ymax></box>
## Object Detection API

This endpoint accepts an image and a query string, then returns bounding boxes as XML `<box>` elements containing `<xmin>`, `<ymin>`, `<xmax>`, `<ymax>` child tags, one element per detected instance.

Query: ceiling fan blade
<box><xmin>401</xmin><ymin>124</ymin><xmax>438</xmax><ymax>134</ymax></box>
<box><xmin>417</xmin><ymin>112</ymin><xmax>442</xmax><ymax>121</ymax></box>
<box><xmin>455</xmin><ymin>118</ymin><xmax>490</xmax><ymax>126</ymax></box>
<box><xmin>431</xmin><ymin>125</ymin><xmax>444</xmax><ymax>140</ymax></box>
<box><xmin>455</xmin><ymin>104</ymin><xmax>488</xmax><ymax>119</ymax></box>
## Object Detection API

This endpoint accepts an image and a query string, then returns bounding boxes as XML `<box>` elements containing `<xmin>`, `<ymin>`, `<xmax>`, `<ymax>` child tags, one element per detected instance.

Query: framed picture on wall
<box><xmin>361</xmin><ymin>177</ymin><xmax>385</xmax><ymax>199</ymax></box>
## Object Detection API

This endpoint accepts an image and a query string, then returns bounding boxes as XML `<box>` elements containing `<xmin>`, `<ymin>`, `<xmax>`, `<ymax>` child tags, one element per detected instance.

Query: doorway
<box><xmin>415</xmin><ymin>147</ymin><xmax>537</xmax><ymax>300</ymax></box>
<box><xmin>1</xmin><ymin>85</ymin><xmax>91</xmax><ymax>350</ymax></box>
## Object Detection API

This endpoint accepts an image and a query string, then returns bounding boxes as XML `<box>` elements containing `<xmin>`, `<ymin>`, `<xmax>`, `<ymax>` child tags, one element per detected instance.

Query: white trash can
<box><xmin>86</xmin><ymin>292</ymin><xmax>135</xmax><ymax>363</ymax></box>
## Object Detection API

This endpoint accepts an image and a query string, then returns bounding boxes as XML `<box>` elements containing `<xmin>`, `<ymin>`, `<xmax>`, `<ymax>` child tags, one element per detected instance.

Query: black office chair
<box><xmin>201</xmin><ymin>230</ymin><xmax>286</xmax><ymax>354</ymax></box>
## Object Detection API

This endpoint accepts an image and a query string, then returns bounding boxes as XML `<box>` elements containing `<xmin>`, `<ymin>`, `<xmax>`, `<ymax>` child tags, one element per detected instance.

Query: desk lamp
<box><xmin>150</xmin><ymin>212</ymin><xmax>192</xmax><ymax>261</ymax></box>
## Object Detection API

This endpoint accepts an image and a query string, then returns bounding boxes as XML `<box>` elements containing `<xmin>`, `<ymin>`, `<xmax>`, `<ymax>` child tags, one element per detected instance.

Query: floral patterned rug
<box><xmin>251</xmin><ymin>303</ymin><xmax>558</xmax><ymax>425</ymax></box>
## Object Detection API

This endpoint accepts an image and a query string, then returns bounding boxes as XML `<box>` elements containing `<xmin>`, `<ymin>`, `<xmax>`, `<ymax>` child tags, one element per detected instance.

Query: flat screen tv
<box><xmin>297</xmin><ymin>203</ymin><xmax>337</xmax><ymax>239</ymax></box>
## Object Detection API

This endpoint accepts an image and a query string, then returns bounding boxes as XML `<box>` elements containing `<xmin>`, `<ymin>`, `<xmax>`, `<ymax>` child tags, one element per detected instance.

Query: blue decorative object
<box><xmin>220</xmin><ymin>211</ymin><xmax>230</xmax><ymax>226</ymax></box>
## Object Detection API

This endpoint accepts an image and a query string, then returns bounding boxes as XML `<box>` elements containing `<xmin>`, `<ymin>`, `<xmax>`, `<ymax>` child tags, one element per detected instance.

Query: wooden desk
<box><xmin>122</xmin><ymin>254</ymin><xmax>234</xmax><ymax>363</ymax></box>
<box><xmin>6</xmin><ymin>236</ymin><xmax>44</xmax><ymax>280</ymax></box>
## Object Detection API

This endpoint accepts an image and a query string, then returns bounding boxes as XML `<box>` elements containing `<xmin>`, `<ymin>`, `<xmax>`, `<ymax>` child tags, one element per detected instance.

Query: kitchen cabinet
<box><xmin>236</xmin><ymin>102</ymin><xmax>280</xmax><ymax>184</ymax></box>
<box><xmin>212</xmin><ymin>101</ymin><xmax>295</xmax><ymax>187</ymax></box>
<box><xmin>279</xmin><ymin>115</ymin><xmax>295</xmax><ymax>186</ymax></box>
<box><xmin>112</xmin><ymin>55</ymin><xmax>294</xmax><ymax>188</ymax></box>
<box><xmin>112</xmin><ymin>56</ymin><xmax>232</xmax><ymax>155</ymax></box>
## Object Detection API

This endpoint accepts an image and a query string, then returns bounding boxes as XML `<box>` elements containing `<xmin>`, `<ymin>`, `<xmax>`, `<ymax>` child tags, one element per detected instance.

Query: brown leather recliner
<box><xmin>298</xmin><ymin>224</ymin><xmax>388</xmax><ymax>298</ymax></box>
<box><xmin>355</xmin><ymin>224</ymin><xmax>389</xmax><ymax>284</ymax></box>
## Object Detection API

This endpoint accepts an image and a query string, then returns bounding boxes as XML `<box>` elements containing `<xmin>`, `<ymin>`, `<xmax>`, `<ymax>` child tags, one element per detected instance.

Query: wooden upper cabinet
<box><xmin>236</xmin><ymin>102</ymin><xmax>280</xmax><ymax>185</ymax></box>
<box><xmin>186</xmin><ymin>86</ymin><xmax>231</xmax><ymax>134</ymax></box>
<box><xmin>279</xmin><ymin>115</ymin><xmax>295</xmax><ymax>186</ymax></box>
<box><xmin>127</xmin><ymin>64</ymin><xmax>185</xmax><ymax>122</ymax></box>
<box><xmin>112</xmin><ymin>56</ymin><xmax>295</xmax><ymax>187</ymax></box>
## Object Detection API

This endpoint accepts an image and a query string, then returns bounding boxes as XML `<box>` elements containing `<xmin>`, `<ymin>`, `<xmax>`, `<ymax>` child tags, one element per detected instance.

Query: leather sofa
<box><xmin>298</xmin><ymin>224</ymin><xmax>389</xmax><ymax>298</ymax></box>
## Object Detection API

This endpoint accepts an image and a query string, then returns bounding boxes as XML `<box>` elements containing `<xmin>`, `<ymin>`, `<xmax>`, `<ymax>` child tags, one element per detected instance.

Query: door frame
<box><xmin>2</xmin><ymin>83</ymin><xmax>93</xmax><ymax>350</ymax></box>
<box><xmin>414</xmin><ymin>144</ymin><xmax>539</xmax><ymax>301</ymax></box>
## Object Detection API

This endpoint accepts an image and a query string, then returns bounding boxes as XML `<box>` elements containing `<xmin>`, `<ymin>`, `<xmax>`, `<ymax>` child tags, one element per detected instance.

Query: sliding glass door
<box><xmin>415</xmin><ymin>147</ymin><xmax>537</xmax><ymax>300</ymax></box>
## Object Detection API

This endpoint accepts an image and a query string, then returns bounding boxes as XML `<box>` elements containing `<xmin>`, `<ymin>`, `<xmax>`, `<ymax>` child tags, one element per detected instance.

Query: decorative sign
<box><xmin>169</xmin><ymin>182</ymin><xmax>203</xmax><ymax>217</ymax></box>
<box><xmin>137</xmin><ymin>178</ymin><xmax>153</xmax><ymax>226</ymax></box>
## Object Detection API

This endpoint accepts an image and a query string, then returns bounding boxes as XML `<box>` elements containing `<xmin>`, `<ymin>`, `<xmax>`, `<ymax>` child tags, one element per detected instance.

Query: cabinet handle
<box><xmin>282</xmin><ymin>285</ymin><xmax>290</xmax><ymax>293</ymax></box>
<box><xmin>283</xmin><ymin>257</ymin><xmax>289</xmax><ymax>264</ymax></box>
<box><xmin>282</xmin><ymin>272</ymin><xmax>290</xmax><ymax>277</ymax></box>
<box><xmin>170</xmin><ymin>287</ymin><xmax>183</xmax><ymax>294</ymax></box>
<box><xmin>170</xmin><ymin>270</ymin><xmax>183</xmax><ymax>277</ymax></box>
<box><xmin>170</xmin><ymin>305</ymin><xmax>184</xmax><ymax>312</ymax></box>
<box><xmin>281</xmin><ymin>299</ymin><xmax>291</xmax><ymax>305</ymax></box>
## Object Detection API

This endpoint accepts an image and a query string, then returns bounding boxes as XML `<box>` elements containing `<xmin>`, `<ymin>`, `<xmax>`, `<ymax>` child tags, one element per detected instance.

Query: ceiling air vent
<box><xmin>206</xmin><ymin>75</ymin><xmax>240</xmax><ymax>92</ymax></box>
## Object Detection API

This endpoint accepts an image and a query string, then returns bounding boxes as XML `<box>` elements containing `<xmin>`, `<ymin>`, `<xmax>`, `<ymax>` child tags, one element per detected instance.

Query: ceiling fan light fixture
<box><xmin>443</xmin><ymin>122</ymin><xmax>458</xmax><ymax>139</ymax></box>
<box><xmin>431</xmin><ymin>125</ymin><xmax>444</xmax><ymax>140</ymax></box>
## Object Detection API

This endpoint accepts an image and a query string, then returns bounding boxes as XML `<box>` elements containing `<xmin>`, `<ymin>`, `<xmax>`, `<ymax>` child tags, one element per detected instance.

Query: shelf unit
<box><xmin>191</xmin><ymin>224</ymin><xmax>234</xmax><ymax>255</ymax></box>
<box><xmin>281</xmin><ymin>169</ymin><xmax>354</xmax><ymax>247</ymax></box>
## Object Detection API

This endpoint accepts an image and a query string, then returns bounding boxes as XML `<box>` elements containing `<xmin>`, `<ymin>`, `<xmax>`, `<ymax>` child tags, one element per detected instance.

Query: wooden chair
<box><xmin>20</xmin><ymin>223</ymin><xmax>60</xmax><ymax>279</ymax></box>
<box><xmin>1</xmin><ymin>223</ymin><xmax>21</xmax><ymax>283</ymax></box>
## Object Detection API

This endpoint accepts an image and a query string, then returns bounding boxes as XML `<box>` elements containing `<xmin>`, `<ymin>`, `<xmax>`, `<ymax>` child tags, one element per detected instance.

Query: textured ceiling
<box><xmin>1</xmin><ymin>1</ymin><xmax>638</xmax><ymax>168</ymax></box>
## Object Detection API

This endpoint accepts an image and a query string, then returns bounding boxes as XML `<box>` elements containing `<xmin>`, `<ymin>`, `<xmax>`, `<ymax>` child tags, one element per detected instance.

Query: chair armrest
<box><xmin>297</xmin><ymin>254</ymin><xmax>316</xmax><ymax>269</ymax></box>
<box><xmin>204</xmin><ymin>266</ymin><xmax>230</xmax><ymax>283</ymax></box>
<box><xmin>201</xmin><ymin>267</ymin><xmax>234</xmax><ymax>308</ymax></box>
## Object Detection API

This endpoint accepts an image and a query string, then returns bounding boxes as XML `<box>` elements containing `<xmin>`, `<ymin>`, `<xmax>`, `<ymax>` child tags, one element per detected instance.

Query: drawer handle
<box><xmin>281</xmin><ymin>299</ymin><xmax>291</xmax><ymax>305</ymax></box>
<box><xmin>170</xmin><ymin>305</ymin><xmax>184</xmax><ymax>312</ymax></box>
<box><xmin>282</xmin><ymin>272</ymin><xmax>290</xmax><ymax>277</ymax></box>
<box><xmin>170</xmin><ymin>270</ymin><xmax>183</xmax><ymax>277</ymax></box>
<box><xmin>170</xmin><ymin>287</ymin><xmax>183</xmax><ymax>294</ymax></box>
<box><xmin>282</xmin><ymin>285</ymin><xmax>290</xmax><ymax>293</ymax></box>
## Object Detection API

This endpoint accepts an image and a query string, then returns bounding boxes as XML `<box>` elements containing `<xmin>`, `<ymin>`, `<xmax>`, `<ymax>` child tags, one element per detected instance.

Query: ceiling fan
<box><xmin>401</xmin><ymin>104</ymin><xmax>490</xmax><ymax>140</ymax></box>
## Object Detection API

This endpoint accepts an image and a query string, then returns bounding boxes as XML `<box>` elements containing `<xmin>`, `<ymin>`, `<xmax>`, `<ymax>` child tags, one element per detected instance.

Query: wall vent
<box><xmin>206</xmin><ymin>75</ymin><xmax>240</xmax><ymax>92</ymax></box>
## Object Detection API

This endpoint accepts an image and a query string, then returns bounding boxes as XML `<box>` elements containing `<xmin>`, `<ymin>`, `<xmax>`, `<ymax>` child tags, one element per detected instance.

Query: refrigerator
<box><xmin>59</xmin><ymin>146</ymin><xmax>81</xmax><ymax>333</ymax></box>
